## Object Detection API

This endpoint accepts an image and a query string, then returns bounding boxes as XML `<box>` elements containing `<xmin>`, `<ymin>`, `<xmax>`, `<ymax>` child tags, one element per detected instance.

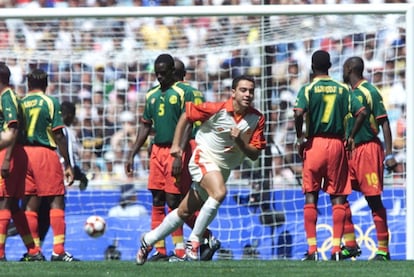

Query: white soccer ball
<box><xmin>84</xmin><ymin>215</ymin><xmax>106</xmax><ymax>238</ymax></box>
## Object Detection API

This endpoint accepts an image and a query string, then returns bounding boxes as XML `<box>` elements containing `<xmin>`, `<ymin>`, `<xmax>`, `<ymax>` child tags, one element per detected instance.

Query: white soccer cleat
<box><xmin>136</xmin><ymin>234</ymin><xmax>152</xmax><ymax>265</ymax></box>
<box><xmin>185</xmin><ymin>241</ymin><xmax>201</xmax><ymax>261</ymax></box>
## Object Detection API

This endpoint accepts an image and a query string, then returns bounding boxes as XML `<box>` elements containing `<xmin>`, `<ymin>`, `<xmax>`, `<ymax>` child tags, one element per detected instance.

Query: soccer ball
<box><xmin>84</xmin><ymin>215</ymin><xmax>106</xmax><ymax>238</ymax></box>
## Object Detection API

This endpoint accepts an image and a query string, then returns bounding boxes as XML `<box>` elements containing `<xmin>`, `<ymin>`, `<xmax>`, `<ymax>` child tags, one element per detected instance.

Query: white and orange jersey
<box><xmin>185</xmin><ymin>99</ymin><xmax>266</xmax><ymax>170</ymax></box>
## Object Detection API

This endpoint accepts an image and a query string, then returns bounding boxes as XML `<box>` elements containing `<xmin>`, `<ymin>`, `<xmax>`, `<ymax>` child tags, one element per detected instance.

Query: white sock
<box><xmin>145</xmin><ymin>209</ymin><xmax>184</xmax><ymax>246</ymax></box>
<box><xmin>189</xmin><ymin>197</ymin><xmax>220</xmax><ymax>243</ymax></box>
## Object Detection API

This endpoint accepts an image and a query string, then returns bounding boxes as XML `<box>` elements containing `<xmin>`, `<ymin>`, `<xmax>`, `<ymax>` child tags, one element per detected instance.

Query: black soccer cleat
<box><xmin>302</xmin><ymin>251</ymin><xmax>318</xmax><ymax>261</ymax></box>
<box><xmin>20</xmin><ymin>252</ymin><xmax>46</xmax><ymax>262</ymax></box>
<box><xmin>341</xmin><ymin>245</ymin><xmax>362</xmax><ymax>259</ymax></box>
<box><xmin>371</xmin><ymin>251</ymin><xmax>391</xmax><ymax>261</ymax></box>
<box><xmin>51</xmin><ymin>252</ymin><xmax>80</xmax><ymax>262</ymax></box>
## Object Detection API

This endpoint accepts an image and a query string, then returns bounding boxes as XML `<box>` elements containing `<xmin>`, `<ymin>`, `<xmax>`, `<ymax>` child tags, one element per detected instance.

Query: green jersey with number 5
<box><xmin>142</xmin><ymin>81</ymin><xmax>204</xmax><ymax>145</ymax></box>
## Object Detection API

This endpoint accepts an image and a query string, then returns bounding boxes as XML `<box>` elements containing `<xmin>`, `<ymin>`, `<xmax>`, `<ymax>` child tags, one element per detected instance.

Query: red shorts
<box><xmin>348</xmin><ymin>139</ymin><xmax>384</xmax><ymax>196</ymax></box>
<box><xmin>148</xmin><ymin>142</ymin><xmax>193</xmax><ymax>195</ymax></box>
<box><xmin>24</xmin><ymin>146</ymin><xmax>65</xmax><ymax>196</ymax></box>
<box><xmin>0</xmin><ymin>144</ymin><xmax>28</xmax><ymax>198</ymax></box>
<box><xmin>302</xmin><ymin>136</ymin><xmax>351</xmax><ymax>195</ymax></box>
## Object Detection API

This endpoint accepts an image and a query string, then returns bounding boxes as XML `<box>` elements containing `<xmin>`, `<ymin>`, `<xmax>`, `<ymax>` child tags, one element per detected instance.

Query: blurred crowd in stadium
<box><xmin>0</xmin><ymin>0</ymin><xmax>408</xmax><ymax>187</ymax></box>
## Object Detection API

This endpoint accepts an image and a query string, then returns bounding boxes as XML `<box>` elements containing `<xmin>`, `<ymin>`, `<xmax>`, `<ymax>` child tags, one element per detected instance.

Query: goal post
<box><xmin>1</xmin><ymin>4</ymin><xmax>412</xmax><ymax>260</ymax></box>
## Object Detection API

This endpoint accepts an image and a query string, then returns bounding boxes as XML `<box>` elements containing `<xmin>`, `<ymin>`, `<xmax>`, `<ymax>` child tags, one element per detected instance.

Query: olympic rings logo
<box><xmin>316</xmin><ymin>223</ymin><xmax>391</xmax><ymax>260</ymax></box>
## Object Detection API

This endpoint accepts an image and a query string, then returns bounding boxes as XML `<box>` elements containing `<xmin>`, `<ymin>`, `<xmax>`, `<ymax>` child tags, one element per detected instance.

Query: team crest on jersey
<box><xmin>151</xmin><ymin>98</ymin><xmax>156</xmax><ymax>104</ymax></box>
<box><xmin>169</xmin><ymin>95</ymin><xmax>178</xmax><ymax>105</ymax></box>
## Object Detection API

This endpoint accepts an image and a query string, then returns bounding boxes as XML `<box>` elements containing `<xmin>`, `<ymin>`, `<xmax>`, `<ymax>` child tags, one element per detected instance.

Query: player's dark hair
<box><xmin>0</xmin><ymin>62</ymin><xmax>11</xmax><ymax>85</ymax></box>
<box><xmin>27</xmin><ymin>68</ymin><xmax>48</xmax><ymax>91</ymax></box>
<box><xmin>232</xmin><ymin>75</ymin><xmax>255</xmax><ymax>89</ymax></box>
<box><xmin>61</xmin><ymin>101</ymin><xmax>76</xmax><ymax>116</ymax></box>
<box><xmin>348</xmin><ymin>56</ymin><xmax>364</xmax><ymax>76</ymax></box>
<box><xmin>311</xmin><ymin>50</ymin><xmax>332</xmax><ymax>71</ymax></box>
<box><xmin>173</xmin><ymin>58</ymin><xmax>186</xmax><ymax>81</ymax></box>
<box><xmin>154</xmin><ymin>53</ymin><xmax>175</xmax><ymax>70</ymax></box>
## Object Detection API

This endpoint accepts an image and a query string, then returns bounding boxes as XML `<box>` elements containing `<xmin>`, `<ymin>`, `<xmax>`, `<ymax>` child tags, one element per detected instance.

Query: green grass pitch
<box><xmin>1</xmin><ymin>260</ymin><xmax>414</xmax><ymax>277</ymax></box>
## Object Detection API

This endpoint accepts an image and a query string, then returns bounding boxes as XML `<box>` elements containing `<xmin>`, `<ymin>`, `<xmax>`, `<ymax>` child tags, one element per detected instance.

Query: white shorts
<box><xmin>188</xmin><ymin>146</ymin><xmax>231</xmax><ymax>184</ymax></box>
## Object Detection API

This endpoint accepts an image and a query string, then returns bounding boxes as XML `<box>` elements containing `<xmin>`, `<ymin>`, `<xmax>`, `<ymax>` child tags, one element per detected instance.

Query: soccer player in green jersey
<box><xmin>20</xmin><ymin>68</ymin><xmax>78</xmax><ymax>262</ymax></box>
<box><xmin>0</xmin><ymin>63</ymin><xmax>42</xmax><ymax>261</ymax></box>
<box><xmin>293</xmin><ymin>50</ymin><xmax>367</xmax><ymax>261</ymax></box>
<box><xmin>340</xmin><ymin>56</ymin><xmax>397</xmax><ymax>261</ymax></box>
<box><xmin>125</xmin><ymin>54</ymin><xmax>204</xmax><ymax>261</ymax></box>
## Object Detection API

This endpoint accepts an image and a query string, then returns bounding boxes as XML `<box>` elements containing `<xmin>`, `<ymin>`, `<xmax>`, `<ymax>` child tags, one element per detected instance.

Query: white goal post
<box><xmin>0</xmin><ymin>4</ymin><xmax>412</xmax><ymax>260</ymax></box>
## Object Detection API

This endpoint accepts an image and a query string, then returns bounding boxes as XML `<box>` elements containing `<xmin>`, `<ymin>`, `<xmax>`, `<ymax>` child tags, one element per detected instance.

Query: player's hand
<box><xmin>64</xmin><ymin>166</ymin><xmax>75</xmax><ymax>186</ymax></box>
<box><xmin>1</xmin><ymin>159</ymin><xmax>10</xmax><ymax>179</ymax></box>
<box><xmin>230</xmin><ymin>127</ymin><xmax>241</xmax><ymax>141</ymax></box>
<box><xmin>171</xmin><ymin>156</ymin><xmax>183</xmax><ymax>177</ymax></box>
<box><xmin>295</xmin><ymin>137</ymin><xmax>306</xmax><ymax>160</ymax></box>
<box><xmin>170</xmin><ymin>145</ymin><xmax>183</xmax><ymax>159</ymax></box>
<box><xmin>124</xmin><ymin>156</ymin><xmax>134</xmax><ymax>177</ymax></box>
<box><xmin>384</xmin><ymin>154</ymin><xmax>398</xmax><ymax>173</ymax></box>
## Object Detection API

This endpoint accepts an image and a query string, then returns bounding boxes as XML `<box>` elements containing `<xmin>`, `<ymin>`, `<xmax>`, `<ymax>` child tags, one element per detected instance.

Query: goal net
<box><xmin>2</xmin><ymin>4</ymin><xmax>412</xmax><ymax>261</ymax></box>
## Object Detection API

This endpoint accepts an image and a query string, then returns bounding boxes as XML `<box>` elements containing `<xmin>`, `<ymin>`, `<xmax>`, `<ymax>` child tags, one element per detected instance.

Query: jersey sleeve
<box><xmin>249</xmin><ymin>113</ymin><xmax>266</xmax><ymax>150</ymax></box>
<box><xmin>51</xmin><ymin>97</ymin><xmax>64</xmax><ymax>131</ymax></box>
<box><xmin>293</xmin><ymin>86</ymin><xmax>307</xmax><ymax>112</ymax></box>
<box><xmin>370</xmin><ymin>87</ymin><xmax>388</xmax><ymax>120</ymax></box>
<box><xmin>185</xmin><ymin>101</ymin><xmax>225</xmax><ymax>122</ymax></box>
<box><xmin>0</xmin><ymin>90</ymin><xmax>19</xmax><ymax>129</ymax></box>
<box><xmin>349</xmin><ymin>93</ymin><xmax>365</xmax><ymax>116</ymax></box>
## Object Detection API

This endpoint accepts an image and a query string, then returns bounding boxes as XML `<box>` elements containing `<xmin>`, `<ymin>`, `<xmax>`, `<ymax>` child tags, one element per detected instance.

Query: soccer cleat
<box><xmin>301</xmin><ymin>251</ymin><xmax>318</xmax><ymax>261</ymax></box>
<box><xmin>330</xmin><ymin>251</ymin><xmax>343</xmax><ymax>261</ymax></box>
<box><xmin>185</xmin><ymin>240</ymin><xmax>201</xmax><ymax>261</ymax></box>
<box><xmin>136</xmin><ymin>235</ymin><xmax>153</xmax><ymax>265</ymax></box>
<box><xmin>168</xmin><ymin>252</ymin><xmax>186</xmax><ymax>262</ymax></box>
<box><xmin>20</xmin><ymin>252</ymin><xmax>46</xmax><ymax>262</ymax></box>
<box><xmin>200</xmin><ymin>236</ymin><xmax>221</xmax><ymax>261</ymax></box>
<box><xmin>147</xmin><ymin>251</ymin><xmax>169</xmax><ymax>262</ymax></box>
<box><xmin>341</xmin><ymin>245</ymin><xmax>362</xmax><ymax>259</ymax></box>
<box><xmin>51</xmin><ymin>252</ymin><xmax>80</xmax><ymax>262</ymax></box>
<box><xmin>371</xmin><ymin>251</ymin><xmax>391</xmax><ymax>261</ymax></box>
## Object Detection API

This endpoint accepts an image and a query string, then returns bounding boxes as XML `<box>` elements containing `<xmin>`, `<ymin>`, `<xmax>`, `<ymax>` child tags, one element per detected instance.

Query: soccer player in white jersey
<box><xmin>136</xmin><ymin>75</ymin><xmax>266</xmax><ymax>265</ymax></box>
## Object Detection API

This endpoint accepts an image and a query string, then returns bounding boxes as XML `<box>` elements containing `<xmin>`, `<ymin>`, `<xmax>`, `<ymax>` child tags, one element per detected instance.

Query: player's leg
<box><xmin>10</xmin><ymin>198</ymin><xmax>42</xmax><ymax>260</ymax></box>
<box><xmin>21</xmin><ymin>194</ymin><xmax>46</xmax><ymax>261</ymax></box>
<box><xmin>0</xmin><ymin>198</ymin><xmax>13</xmax><ymax>260</ymax></box>
<box><xmin>137</xmin><ymin>188</ymin><xmax>202</xmax><ymax>265</ymax></box>
<box><xmin>166</xmin><ymin>193</ymin><xmax>185</xmax><ymax>259</ymax></box>
<box><xmin>366</xmin><ymin>195</ymin><xmax>390</xmax><ymax>260</ymax></box>
<box><xmin>330</xmin><ymin>195</ymin><xmax>347</xmax><ymax>261</ymax></box>
<box><xmin>341</xmin><ymin>200</ymin><xmax>361</xmax><ymax>259</ymax></box>
<box><xmin>186</xmin><ymin>171</ymin><xmax>226</xmax><ymax>261</ymax></box>
<box><xmin>302</xmin><ymin>191</ymin><xmax>319</xmax><ymax>261</ymax></box>
<box><xmin>148</xmin><ymin>189</ymin><xmax>168</xmax><ymax>261</ymax></box>
<box><xmin>48</xmin><ymin>195</ymin><xmax>78</xmax><ymax>262</ymax></box>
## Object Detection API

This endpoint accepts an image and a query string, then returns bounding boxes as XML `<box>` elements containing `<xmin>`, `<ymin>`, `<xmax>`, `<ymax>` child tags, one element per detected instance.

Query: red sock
<box><xmin>332</xmin><ymin>204</ymin><xmax>346</xmax><ymax>253</ymax></box>
<box><xmin>0</xmin><ymin>209</ymin><xmax>11</xmax><ymax>258</ymax></box>
<box><xmin>151</xmin><ymin>205</ymin><xmax>166</xmax><ymax>253</ymax></box>
<box><xmin>303</xmin><ymin>203</ymin><xmax>318</xmax><ymax>254</ymax></box>
<box><xmin>12</xmin><ymin>210</ymin><xmax>39</xmax><ymax>254</ymax></box>
<box><xmin>50</xmin><ymin>208</ymin><xmax>65</xmax><ymax>255</ymax></box>
<box><xmin>373</xmin><ymin>207</ymin><xmax>389</xmax><ymax>253</ymax></box>
<box><xmin>343</xmin><ymin>201</ymin><xmax>357</xmax><ymax>248</ymax></box>
<box><xmin>25</xmin><ymin>210</ymin><xmax>40</xmax><ymax>248</ymax></box>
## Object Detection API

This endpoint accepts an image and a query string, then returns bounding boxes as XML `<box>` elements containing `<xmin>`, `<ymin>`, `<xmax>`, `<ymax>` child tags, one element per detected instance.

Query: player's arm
<box><xmin>0</xmin><ymin>124</ymin><xmax>18</xmax><ymax>178</ymax></box>
<box><xmin>378</xmin><ymin>116</ymin><xmax>397</xmax><ymax>171</ymax></box>
<box><xmin>171</xmin><ymin>112</ymin><xmax>192</xmax><ymax>160</ymax></box>
<box><xmin>232</xmin><ymin>115</ymin><xmax>266</xmax><ymax>161</ymax></box>
<box><xmin>54</xmin><ymin>127</ymin><xmax>74</xmax><ymax>186</ymax></box>
<box><xmin>0</xmin><ymin>128</ymin><xmax>15</xmax><ymax>150</ymax></box>
<box><xmin>125</xmin><ymin>121</ymin><xmax>151</xmax><ymax>177</ymax></box>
